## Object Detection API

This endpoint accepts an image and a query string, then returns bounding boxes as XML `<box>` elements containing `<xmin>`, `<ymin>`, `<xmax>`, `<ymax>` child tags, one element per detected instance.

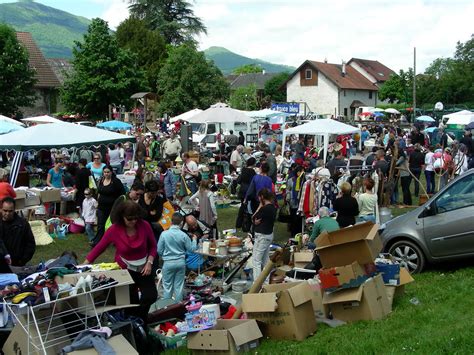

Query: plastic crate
<box><xmin>148</xmin><ymin>327</ymin><xmax>187</xmax><ymax>350</ymax></box>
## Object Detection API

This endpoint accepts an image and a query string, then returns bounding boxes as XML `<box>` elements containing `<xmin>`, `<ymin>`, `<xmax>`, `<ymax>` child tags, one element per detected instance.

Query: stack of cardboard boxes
<box><xmin>315</xmin><ymin>222</ymin><xmax>398</xmax><ymax>322</ymax></box>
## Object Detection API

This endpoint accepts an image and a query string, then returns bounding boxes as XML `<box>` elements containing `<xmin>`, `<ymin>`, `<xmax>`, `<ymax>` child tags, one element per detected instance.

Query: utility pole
<box><xmin>413</xmin><ymin>47</ymin><xmax>416</xmax><ymax>121</ymax></box>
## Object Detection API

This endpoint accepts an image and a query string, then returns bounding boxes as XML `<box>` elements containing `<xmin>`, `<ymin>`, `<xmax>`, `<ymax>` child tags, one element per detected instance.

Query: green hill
<box><xmin>204</xmin><ymin>46</ymin><xmax>295</xmax><ymax>74</ymax></box>
<box><xmin>0</xmin><ymin>0</ymin><xmax>90</xmax><ymax>58</ymax></box>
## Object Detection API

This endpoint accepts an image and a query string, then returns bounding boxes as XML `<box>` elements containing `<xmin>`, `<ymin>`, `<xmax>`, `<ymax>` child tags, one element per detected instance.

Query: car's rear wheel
<box><xmin>389</xmin><ymin>240</ymin><xmax>425</xmax><ymax>274</ymax></box>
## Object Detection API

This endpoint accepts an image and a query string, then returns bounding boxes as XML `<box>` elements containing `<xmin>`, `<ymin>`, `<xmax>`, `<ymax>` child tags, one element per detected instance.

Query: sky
<box><xmin>1</xmin><ymin>0</ymin><xmax>473</xmax><ymax>72</ymax></box>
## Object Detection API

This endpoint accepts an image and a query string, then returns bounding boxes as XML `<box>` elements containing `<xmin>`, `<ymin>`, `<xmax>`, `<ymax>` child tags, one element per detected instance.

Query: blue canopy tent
<box><xmin>96</xmin><ymin>120</ymin><xmax>133</xmax><ymax>131</ymax></box>
<box><xmin>0</xmin><ymin>121</ymin><xmax>25</xmax><ymax>135</ymax></box>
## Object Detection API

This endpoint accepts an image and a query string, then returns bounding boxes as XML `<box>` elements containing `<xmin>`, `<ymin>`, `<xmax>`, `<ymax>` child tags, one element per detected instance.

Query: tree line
<box><xmin>379</xmin><ymin>34</ymin><xmax>474</xmax><ymax>109</ymax></box>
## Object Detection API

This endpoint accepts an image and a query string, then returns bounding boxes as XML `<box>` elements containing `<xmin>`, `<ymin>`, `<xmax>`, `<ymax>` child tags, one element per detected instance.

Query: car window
<box><xmin>207</xmin><ymin>124</ymin><xmax>216</xmax><ymax>134</ymax></box>
<box><xmin>435</xmin><ymin>173</ymin><xmax>474</xmax><ymax>213</ymax></box>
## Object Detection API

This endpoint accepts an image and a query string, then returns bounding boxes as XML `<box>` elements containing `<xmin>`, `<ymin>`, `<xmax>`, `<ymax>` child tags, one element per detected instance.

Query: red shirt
<box><xmin>86</xmin><ymin>220</ymin><xmax>157</xmax><ymax>269</ymax></box>
<box><xmin>0</xmin><ymin>182</ymin><xmax>16</xmax><ymax>202</ymax></box>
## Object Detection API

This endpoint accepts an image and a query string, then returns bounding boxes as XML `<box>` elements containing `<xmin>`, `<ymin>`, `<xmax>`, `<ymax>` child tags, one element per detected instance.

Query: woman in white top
<box><xmin>189</xmin><ymin>180</ymin><xmax>218</xmax><ymax>238</ymax></box>
<box><xmin>357</xmin><ymin>178</ymin><xmax>378</xmax><ymax>223</ymax></box>
<box><xmin>424</xmin><ymin>146</ymin><xmax>435</xmax><ymax>194</ymax></box>
<box><xmin>454</xmin><ymin>144</ymin><xmax>469</xmax><ymax>176</ymax></box>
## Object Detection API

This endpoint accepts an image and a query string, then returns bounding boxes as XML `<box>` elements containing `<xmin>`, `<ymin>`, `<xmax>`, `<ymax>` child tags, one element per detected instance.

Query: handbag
<box><xmin>242</xmin><ymin>208</ymin><xmax>252</xmax><ymax>233</ymax></box>
<box><xmin>278</xmin><ymin>202</ymin><xmax>291</xmax><ymax>223</ymax></box>
<box><xmin>88</xmin><ymin>175</ymin><xmax>97</xmax><ymax>190</ymax></box>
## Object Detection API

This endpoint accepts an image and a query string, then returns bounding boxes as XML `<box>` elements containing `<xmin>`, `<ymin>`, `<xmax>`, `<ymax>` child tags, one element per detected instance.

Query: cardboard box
<box><xmin>293</xmin><ymin>251</ymin><xmax>314</xmax><ymax>268</ymax></box>
<box><xmin>323</xmin><ymin>274</ymin><xmax>391</xmax><ymax>323</ymax></box>
<box><xmin>31</xmin><ymin>188</ymin><xmax>61</xmax><ymax>203</ymax></box>
<box><xmin>376</xmin><ymin>262</ymin><xmax>401</xmax><ymax>286</ymax></box>
<box><xmin>306</xmin><ymin>279</ymin><xmax>329</xmax><ymax>318</ymax></box>
<box><xmin>315</xmin><ymin>222</ymin><xmax>382</xmax><ymax>268</ymax></box>
<box><xmin>242</xmin><ymin>282</ymin><xmax>317</xmax><ymax>340</ymax></box>
<box><xmin>319</xmin><ymin>261</ymin><xmax>373</xmax><ymax>291</ymax></box>
<box><xmin>385</xmin><ymin>267</ymin><xmax>415</xmax><ymax>306</ymax></box>
<box><xmin>14</xmin><ymin>189</ymin><xmax>26</xmax><ymax>210</ymax></box>
<box><xmin>25</xmin><ymin>190</ymin><xmax>41</xmax><ymax>207</ymax></box>
<box><xmin>69</xmin><ymin>335</ymin><xmax>138</xmax><ymax>354</ymax></box>
<box><xmin>187</xmin><ymin>319</ymin><xmax>262</xmax><ymax>355</ymax></box>
<box><xmin>59</xmin><ymin>269</ymin><xmax>138</xmax><ymax>314</ymax></box>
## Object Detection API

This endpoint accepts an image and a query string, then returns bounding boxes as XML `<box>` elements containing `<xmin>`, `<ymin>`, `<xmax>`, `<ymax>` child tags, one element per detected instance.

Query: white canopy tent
<box><xmin>245</xmin><ymin>108</ymin><xmax>282</xmax><ymax>118</ymax></box>
<box><xmin>282</xmin><ymin>119</ymin><xmax>360</xmax><ymax>163</ymax></box>
<box><xmin>21</xmin><ymin>115</ymin><xmax>63</xmax><ymax>124</ymax></box>
<box><xmin>442</xmin><ymin>110</ymin><xmax>474</xmax><ymax>126</ymax></box>
<box><xmin>170</xmin><ymin>108</ymin><xmax>203</xmax><ymax>123</ymax></box>
<box><xmin>187</xmin><ymin>103</ymin><xmax>255</xmax><ymax>124</ymax></box>
<box><xmin>0</xmin><ymin>121</ymin><xmax>136</xmax><ymax>151</ymax></box>
<box><xmin>0</xmin><ymin>115</ymin><xmax>25</xmax><ymax>127</ymax></box>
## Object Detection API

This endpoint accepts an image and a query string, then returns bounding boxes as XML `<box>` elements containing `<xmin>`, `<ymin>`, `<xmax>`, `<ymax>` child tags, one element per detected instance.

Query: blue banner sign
<box><xmin>271</xmin><ymin>103</ymin><xmax>299</xmax><ymax>114</ymax></box>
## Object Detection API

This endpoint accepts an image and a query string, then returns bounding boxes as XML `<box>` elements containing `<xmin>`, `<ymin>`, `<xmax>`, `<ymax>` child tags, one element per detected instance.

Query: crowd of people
<box><xmin>0</xmin><ymin>117</ymin><xmax>472</xmax><ymax>326</ymax></box>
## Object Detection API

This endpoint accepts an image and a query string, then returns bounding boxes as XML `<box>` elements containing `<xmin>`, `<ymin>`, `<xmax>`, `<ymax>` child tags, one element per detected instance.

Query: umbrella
<box><xmin>96</xmin><ymin>120</ymin><xmax>133</xmax><ymax>130</ymax></box>
<box><xmin>370</xmin><ymin>107</ymin><xmax>385</xmax><ymax>112</ymax></box>
<box><xmin>21</xmin><ymin>115</ymin><xmax>63</xmax><ymax>124</ymax></box>
<box><xmin>373</xmin><ymin>112</ymin><xmax>385</xmax><ymax>117</ymax></box>
<box><xmin>416</xmin><ymin>115</ymin><xmax>435</xmax><ymax>122</ymax></box>
<box><xmin>465</xmin><ymin>122</ymin><xmax>474</xmax><ymax>130</ymax></box>
<box><xmin>360</xmin><ymin>112</ymin><xmax>372</xmax><ymax>117</ymax></box>
<box><xmin>424</xmin><ymin>127</ymin><xmax>437</xmax><ymax>133</ymax></box>
<box><xmin>0</xmin><ymin>121</ymin><xmax>25</xmax><ymax>135</ymax></box>
<box><xmin>0</xmin><ymin>115</ymin><xmax>25</xmax><ymax>127</ymax></box>
<box><xmin>385</xmin><ymin>108</ymin><xmax>400</xmax><ymax>114</ymax></box>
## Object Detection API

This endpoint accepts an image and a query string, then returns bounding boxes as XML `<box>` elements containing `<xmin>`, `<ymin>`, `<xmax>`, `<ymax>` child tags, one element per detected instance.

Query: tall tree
<box><xmin>232</xmin><ymin>64</ymin><xmax>262</xmax><ymax>75</ymax></box>
<box><xmin>61</xmin><ymin>18</ymin><xmax>147</xmax><ymax>118</ymax></box>
<box><xmin>128</xmin><ymin>0</ymin><xmax>207</xmax><ymax>45</ymax></box>
<box><xmin>378</xmin><ymin>69</ymin><xmax>412</xmax><ymax>104</ymax></box>
<box><xmin>264</xmin><ymin>72</ymin><xmax>289</xmax><ymax>103</ymax></box>
<box><xmin>116</xmin><ymin>17</ymin><xmax>167</xmax><ymax>92</ymax></box>
<box><xmin>0</xmin><ymin>23</ymin><xmax>36</xmax><ymax>117</ymax></box>
<box><xmin>157</xmin><ymin>44</ymin><xmax>229</xmax><ymax>116</ymax></box>
<box><xmin>229</xmin><ymin>84</ymin><xmax>259</xmax><ymax>110</ymax></box>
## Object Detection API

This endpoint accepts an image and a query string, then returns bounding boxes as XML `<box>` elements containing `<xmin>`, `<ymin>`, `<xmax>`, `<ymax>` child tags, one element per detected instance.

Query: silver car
<box><xmin>380</xmin><ymin>169</ymin><xmax>474</xmax><ymax>273</ymax></box>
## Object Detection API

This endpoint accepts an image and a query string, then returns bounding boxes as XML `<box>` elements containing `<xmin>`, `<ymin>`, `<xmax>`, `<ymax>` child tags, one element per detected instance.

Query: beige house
<box><xmin>285</xmin><ymin>60</ymin><xmax>379</xmax><ymax>118</ymax></box>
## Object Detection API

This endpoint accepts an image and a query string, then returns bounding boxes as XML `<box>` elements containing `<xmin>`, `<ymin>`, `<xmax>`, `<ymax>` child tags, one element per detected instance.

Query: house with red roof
<box><xmin>285</xmin><ymin>59</ymin><xmax>380</xmax><ymax>118</ymax></box>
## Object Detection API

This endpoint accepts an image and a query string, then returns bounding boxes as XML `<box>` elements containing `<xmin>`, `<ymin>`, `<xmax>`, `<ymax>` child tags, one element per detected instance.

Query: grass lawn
<box><xmin>29</xmin><ymin>172</ymin><xmax>474</xmax><ymax>353</ymax></box>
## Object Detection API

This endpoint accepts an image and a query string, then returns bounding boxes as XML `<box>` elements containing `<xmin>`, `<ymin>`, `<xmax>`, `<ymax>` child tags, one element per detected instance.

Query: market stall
<box><xmin>282</xmin><ymin>118</ymin><xmax>360</xmax><ymax>162</ymax></box>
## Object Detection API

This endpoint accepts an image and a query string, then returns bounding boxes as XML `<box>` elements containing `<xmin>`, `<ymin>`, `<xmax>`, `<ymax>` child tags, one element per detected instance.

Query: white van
<box><xmin>191</xmin><ymin>121</ymin><xmax>259</xmax><ymax>151</ymax></box>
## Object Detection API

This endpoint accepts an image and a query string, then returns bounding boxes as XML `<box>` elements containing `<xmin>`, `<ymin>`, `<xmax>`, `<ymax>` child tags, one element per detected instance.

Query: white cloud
<box><xmin>194</xmin><ymin>0</ymin><xmax>473</xmax><ymax>72</ymax></box>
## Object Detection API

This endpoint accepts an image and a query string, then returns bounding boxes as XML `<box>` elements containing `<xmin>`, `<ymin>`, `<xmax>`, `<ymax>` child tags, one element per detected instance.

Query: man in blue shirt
<box><xmin>158</xmin><ymin>213</ymin><xmax>197</xmax><ymax>302</ymax></box>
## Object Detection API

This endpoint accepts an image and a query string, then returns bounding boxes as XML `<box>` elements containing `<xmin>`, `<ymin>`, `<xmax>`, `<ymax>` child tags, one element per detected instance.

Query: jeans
<box><xmin>424</xmin><ymin>170</ymin><xmax>435</xmax><ymax>194</ymax></box>
<box><xmin>439</xmin><ymin>171</ymin><xmax>449</xmax><ymax>189</ymax></box>
<box><xmin>411</xmin><ymin>168</ymin><xmax>422</xmax><ymax>196</ymax></box>
<box><xmin>162</xmin><ymin>259</ymin><xmax>186</xmax><ymax>302</ymax></box>
<box><xmin>252</xmin><ymin>232</ymin><xmax>273</xmax><ymax>281</ymax></box>
<box><xmin>85</xmin><ymin>223</ymin><xmax>95</xmax><ymax>242</ymax></box>
<box><xmin>110</xmin><ymin>163</ymin><xmax>123</xmax><ymax>175</ymax></box>
<box><xmin>358</xmin><ymin>214</ymin><xmax>376</xmax><ymax>223</ymax></box>
<box><xmin>400</xmin><ymin>176</ymin><xmax>412</xmax><ymax>205</ymax></box>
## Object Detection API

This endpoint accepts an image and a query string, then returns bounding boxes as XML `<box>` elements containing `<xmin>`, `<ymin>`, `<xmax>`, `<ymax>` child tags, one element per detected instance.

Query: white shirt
<box><xmin>230</xmin><ymin>150</ymin><xmax>242</xmax><ymax>168</ymax></box>
<box><xmin>82</xmin><ymin>197</ymin><xmax>98</xmax><ymax>224</ymax></box>
<box><xmin>424</xmin><ymin>151</ymin><xmax>434</xmax><ymax>171</ymax></box>
<box><xmin>109</xmin><ymin>149</ymin><xmax>121</xmax><ymax>166</ymax></box>
<box><xmin>182</xmin><ymin>160</ymin><xmax>198</xmax><ymax>179</ymax></box>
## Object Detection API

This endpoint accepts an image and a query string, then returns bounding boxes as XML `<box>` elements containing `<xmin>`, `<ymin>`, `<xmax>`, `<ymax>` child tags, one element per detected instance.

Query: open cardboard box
<box><xmin>384</xmin><ymin>267</ymin><xmax>415</xmax><ymax>307</ymax></box>
<box><xmin>187</xmin><ymin>319</ymin><xmax>262</xmax><ymax>355</ymax></box>
<box><xmin>242</xmin><ymin>282</ymin><xmax>316</xmax><ymax>341</ymax></box>
<box><xmin>29</xmin><ymin>187</ymin><xmax>61</xmax><ymax>203</ymax></box>
<box><xmin>319</xmin><ymin>261</ymin><xmax>373</xmax><ymax>291</ymax></box>
<box><xmin>315</xmin><ymin>222</ymin><xmax>382</xmax><ymax>268</ymax></box>
<box><xmin>306</xmin><ymin>279</ymin><xmax>329</xmax><ymax>318</ymax></box>
<box><xmin>14</xmin><ymin>189</ymin><xmax>26</xmax><ymax>210</ymax></box>
<box><xmin>58</xmin><ymin>269</ymin><xmax>138</xmax><ymax>315</ymax></box>
<box><xmin>292</xmin><ymin>251</ymin><xmax>314</xmax><ymax>269</ymax></box>
<box><xmin>323</xmin><ymin>274</ymin><xmax>391</xmax><ymax>322</ymax></box>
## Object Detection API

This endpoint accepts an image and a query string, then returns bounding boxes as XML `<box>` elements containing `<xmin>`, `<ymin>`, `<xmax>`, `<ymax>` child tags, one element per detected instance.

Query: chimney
<box><xmin>324</xmin><ymin>57</ymin><xmax>328</xmax><ymax>63</ymax></box>
<box><xmin>341</xmin><ymin>60</ymin><xmax>346</xmax><ymax>77</ymax></box>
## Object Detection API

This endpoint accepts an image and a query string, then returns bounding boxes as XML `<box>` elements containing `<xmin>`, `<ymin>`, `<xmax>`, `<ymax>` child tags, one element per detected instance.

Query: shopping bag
<box><xmin>159</xmin><ymin>200</ymin><xmax>175</xmax><ymax>230</ymax></box>
<box><xmin>278</xmin><ymin>202</ymin><xmax>291</xmax><ymax>223</ymax></box>
<box><xmin>88</xmin><ymin>175</ymin><xmax>97</xmax><ymax>190</ymax></box>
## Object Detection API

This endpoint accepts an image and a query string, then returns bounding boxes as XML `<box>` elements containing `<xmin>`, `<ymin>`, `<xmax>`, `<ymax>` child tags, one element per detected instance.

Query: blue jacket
<box><xmin>158</xmin><ymin>225</ymin><xmax>197</xmax><ymax>262</ymax></box>
<box><xmin>158</xmin><ymin>170</ymin><xmax>176</xmax><ymax>199</ymax></box>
